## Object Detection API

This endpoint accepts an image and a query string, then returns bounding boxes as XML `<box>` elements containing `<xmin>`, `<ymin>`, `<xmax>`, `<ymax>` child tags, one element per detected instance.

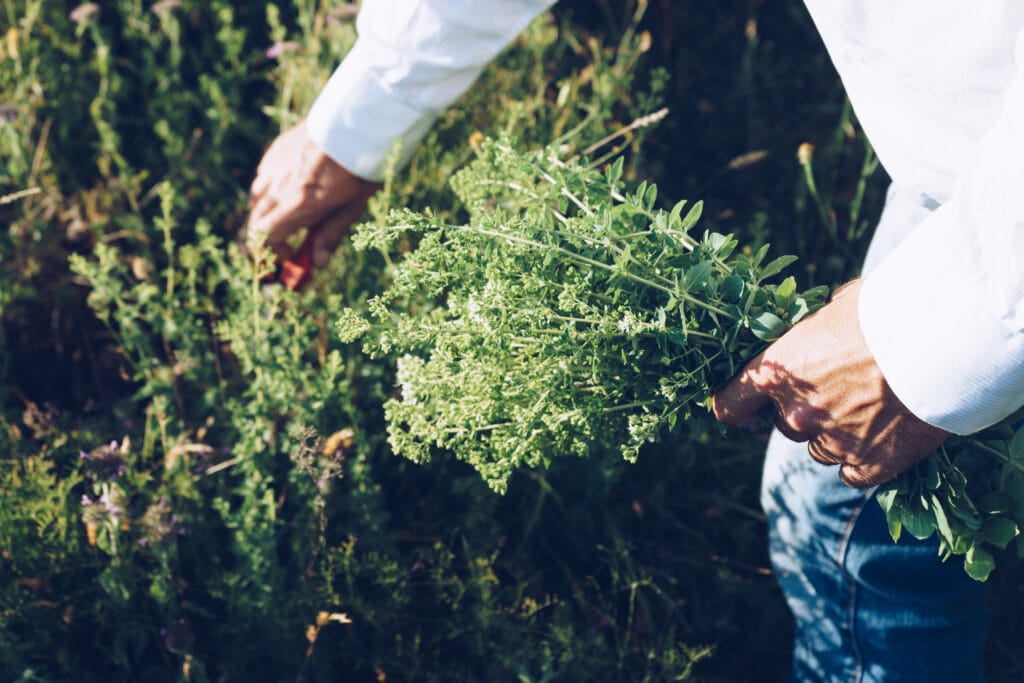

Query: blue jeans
<box><xmin>762</xmin><ymin>430</ymin><xmax>987</xmax><ymax>681</ymax></box>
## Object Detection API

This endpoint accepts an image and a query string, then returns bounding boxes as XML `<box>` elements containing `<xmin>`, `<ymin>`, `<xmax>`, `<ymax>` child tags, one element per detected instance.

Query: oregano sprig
<box><xmin>340</xmin><ymin>139</ymin><xmax>828</xmax><ymax>491</ymax></box>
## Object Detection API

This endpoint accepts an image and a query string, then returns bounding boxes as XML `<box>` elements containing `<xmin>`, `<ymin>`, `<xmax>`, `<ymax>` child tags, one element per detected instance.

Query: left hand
<box><xmin>712</xmin><ymin>279</ymin><xmax>950</xmax><ymax>488</ymax></box>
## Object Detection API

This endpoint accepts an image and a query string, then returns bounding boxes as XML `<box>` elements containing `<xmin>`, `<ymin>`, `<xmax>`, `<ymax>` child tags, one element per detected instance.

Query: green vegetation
<box><xmin>2</xmin><ymin>0</ymin><xmax>1022</xmax><ymax>680</ymax></box>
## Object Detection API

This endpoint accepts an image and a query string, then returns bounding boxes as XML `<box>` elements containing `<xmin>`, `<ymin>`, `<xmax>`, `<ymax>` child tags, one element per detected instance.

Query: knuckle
<box><xmin>775</xmin><ymin>402</ymin><xmax>814</xmax><ymax>442</ymax></box>
<box><xmin>780</xmin><ymin>410</ymin><xmax>806</xmax><ymax>435</ymax></box>
<box><xmin>807</xmin><ymin>439</ymin><xmax>839</xmax><ymax>465</ymax></box>
<box><xmin>838</xmin><ymin>465</ymin><xmax>875</xmax><ymax>489</ymax></box>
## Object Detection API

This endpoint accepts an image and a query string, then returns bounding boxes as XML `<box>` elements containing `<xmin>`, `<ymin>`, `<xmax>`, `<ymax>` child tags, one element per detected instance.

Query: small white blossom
<box><xmin>467</xmin><ymin>295</ymin><xmax>483</xmax><ymax>322</ymax></box>
<box><xmin>396</xmin><ymin>355</ymin><xmax>425</xmax><ymax>405</ymax></box>
<box><xmin>617</xmin><ymin>311</ymin><xmax>644</xmax><ymax>336</ymax></box>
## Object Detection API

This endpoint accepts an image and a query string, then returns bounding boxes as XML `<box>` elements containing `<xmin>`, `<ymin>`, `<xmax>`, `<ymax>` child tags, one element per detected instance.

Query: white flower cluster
<box><xmin>617</xmin><ymin>310</ymin><xmax>646</xmax><ymax>336</ymax></box>
<box><xmin>396</xmin><ymin>355</ymin><xmax>426</xmax><ymax>406</ymax></box>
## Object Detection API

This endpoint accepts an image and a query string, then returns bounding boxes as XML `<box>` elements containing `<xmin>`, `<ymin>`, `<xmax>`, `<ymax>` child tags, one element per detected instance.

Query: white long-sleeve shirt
<box><xmin>306</xmin><ymin>1</ymin><xmax>1024</xmax><ymax>436</ymax></box>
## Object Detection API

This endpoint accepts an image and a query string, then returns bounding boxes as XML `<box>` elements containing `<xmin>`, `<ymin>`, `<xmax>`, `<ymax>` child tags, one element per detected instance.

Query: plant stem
<box><xmin>968</xmin><ymin>439</ymin><xmax>1024</xmax><ymax>476</ymax></box>
<box><xmin>456</xmin><ymin>225</ymin><xmax>734</xmax><ymax>319</ymax></box>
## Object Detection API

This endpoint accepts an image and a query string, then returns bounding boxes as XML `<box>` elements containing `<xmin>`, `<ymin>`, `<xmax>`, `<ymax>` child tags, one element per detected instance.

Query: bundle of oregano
<box><xmin>339</xmin><ymin>138</ymin><xmax>1024</xmax><ymax>580</ymax></box>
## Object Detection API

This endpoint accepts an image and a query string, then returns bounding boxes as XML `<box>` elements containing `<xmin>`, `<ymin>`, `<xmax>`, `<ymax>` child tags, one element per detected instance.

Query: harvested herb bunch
<box><xmin>340</xmin><ymin>139</ymin><xmax>1024</xmax><ymax>580</ymax></box>
<box><xmin>340</xmin><ymin>138</ymin><xmax>829</xmax><ymax>490</ymax></box>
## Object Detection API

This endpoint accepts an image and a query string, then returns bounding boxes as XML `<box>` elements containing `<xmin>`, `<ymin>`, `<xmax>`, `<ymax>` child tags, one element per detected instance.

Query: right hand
<box><xmin>248</xmin><ymin>119</ymin><xmax>381</xmax><ymax>269</ymax></box>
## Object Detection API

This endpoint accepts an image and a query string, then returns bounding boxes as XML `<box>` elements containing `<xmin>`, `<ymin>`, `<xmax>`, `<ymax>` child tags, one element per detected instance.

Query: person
<box><xmin>248</xmin><ymin>2</ymin><xmax>1024</xmax><ymax>679</ymax></box>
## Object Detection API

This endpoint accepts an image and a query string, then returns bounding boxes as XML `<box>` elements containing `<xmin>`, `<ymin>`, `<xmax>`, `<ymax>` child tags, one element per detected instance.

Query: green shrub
<box><xmin>5</xmin><ymin>0</ymin><xmax>1018</xmax><ymax>680</ymax></box>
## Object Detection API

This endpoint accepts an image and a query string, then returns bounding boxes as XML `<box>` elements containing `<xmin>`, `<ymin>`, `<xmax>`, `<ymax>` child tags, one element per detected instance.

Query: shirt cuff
<box><xmin>306</xmin><ymin>39</ymin><xmax>438</xmax><ymax>182</ymax></box>
<box><xmin>859</xmin><ymin>208</ymin><xmax>1024</xmax><ymax>435</ymax></box>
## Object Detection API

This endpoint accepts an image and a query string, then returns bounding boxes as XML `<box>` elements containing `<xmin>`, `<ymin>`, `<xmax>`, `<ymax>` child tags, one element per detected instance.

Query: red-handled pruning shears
<box><xmin>273</xmin><ymin>234</ymin><xmax>314</xmax><ymax>291</ymax></box>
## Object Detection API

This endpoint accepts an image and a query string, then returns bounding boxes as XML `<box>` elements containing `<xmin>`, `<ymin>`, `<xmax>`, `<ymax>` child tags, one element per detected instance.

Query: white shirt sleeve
<box><xmin>306</xmin><ymin>0</ymin><xmax>555</xmax><ymax>181</ymax></box>
<box><xmin>858</xmin><ymin>27</ymin><xmax>1024</xmax><ymax>435</ymax></box>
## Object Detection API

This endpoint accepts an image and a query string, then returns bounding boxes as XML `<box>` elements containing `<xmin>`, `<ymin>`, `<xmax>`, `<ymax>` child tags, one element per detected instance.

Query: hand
<box><xmin>712</xmin><ymin>279</ymin><xmax>949</xmax><ymax>488</ymax></box>
<box><xmin>248</xmin><ymin>120</ymin><xmax>381</xmax><ymax>268</ymax></box>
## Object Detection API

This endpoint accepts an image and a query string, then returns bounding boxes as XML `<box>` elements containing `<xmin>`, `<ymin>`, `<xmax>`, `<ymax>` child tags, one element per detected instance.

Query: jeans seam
<box><xmin>837</xmin><ymin>487</ymin><xmax>876</xmax><ymax>683</ymax></box>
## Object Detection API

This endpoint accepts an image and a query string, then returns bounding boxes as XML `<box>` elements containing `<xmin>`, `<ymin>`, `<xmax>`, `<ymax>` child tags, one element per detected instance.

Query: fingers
<box><xmin>774</xmin><ymin>407</ymin><xmax>812</xmax><ymax>443</ymax></box>
<box><xmin>712</xmin><ymin>350</ymin><xmax>779</xmax><ymax>425</ymax></box>
<box><xmin>248</xmin><ymin>128</ymin><xmax>294</xmax><ymax>208</ymax></box>
<box><xmin>838</xmin><ymin>463</ymin><xmax>882</xmax><ymax>489</ymax></box>
<box><xmin>249</xmin><ymin>169</ymin><xmax>271</xmax><ymax>206</ymax></box>
<box><xmin>250</xmin><ymin>194</ymin><xmax>327</xmax><ymax>255</ymax></box>
<box><xmin>807</xmin><ymin>439</ymin><xmax>843</xmax><ymax>466</ymax></box>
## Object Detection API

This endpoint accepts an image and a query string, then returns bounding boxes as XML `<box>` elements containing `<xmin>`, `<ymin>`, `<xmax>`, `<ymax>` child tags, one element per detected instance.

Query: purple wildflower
<box><xmin>81</xmin><ymin>441</ymin><xmax>125</xmax><ymax>478</ymax></box>
<box><xmin>150</xmin><ymin>0</ymin><xmax>181</xmax><ymax>17</ymax></box>
<box><xmin>99</xmin><ymin>492</ymin><xmax>121</xmax><ymax>517</ymax></box>
<box><xmin>265</xmin><ymin>41</ymin><xmax>299</xmax><ymax>60</ymax></box>
<box><xmin>69</xmin><ymin>3</ymin><xmax>100</xmax><ymax>24</ymax></box>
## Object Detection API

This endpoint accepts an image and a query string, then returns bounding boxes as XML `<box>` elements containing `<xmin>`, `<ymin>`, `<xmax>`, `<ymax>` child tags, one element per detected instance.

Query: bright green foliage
<box><xmin>5</xmin><ymin>0</ymin><xmax>1024</xmax><ymax>679</ymax></box>
<box><xmin>4</xmin><ymin>0</ymin><xmax>731</xmax><ymax>679</ymax></box>
<box><xmin>345</xmin><ymin>138</ymin><xmax>1024</xmax><ymax>580</ymax></box>
<box><xmin>878</xmin><ymin>414</ymin><xmax>1024</xmax><ymax>581</ymax></box>
<box><xmin>343</xmin><ymin>139</ymin><xmax>828</xmax><ymax>492</ymax></box>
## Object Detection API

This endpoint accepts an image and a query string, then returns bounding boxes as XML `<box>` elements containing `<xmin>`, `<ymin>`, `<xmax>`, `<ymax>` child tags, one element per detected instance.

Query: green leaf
<box><xmin>787</xmin><ymin>297</ymin><xmax>810</xmax><ymax>323</ymax></box>
<box><xmin>719</xmin><ymin>275</ymin><xmax>744</xmax><ymax>303</ymax></box>
<box><xmin>951</xmin><ymin>533</ymin><xmax>971</xmax><ymax>556</ymax></box>
<box><xmin>948</xmin><ymin>500</ymin><xmax>984</xmax><ymax>530</ymax></box>
<box><xmin>751</xmin><ymin>243</ymin><xmax>771</xmax><ymax>269</ymax></box>
<box><xmin>875</xmin><ymin>486</ymin><xmax>899</xmax><ymax>514</ymax></box>
<box><xmin>668</xmin><ymin>199</ymin><xmax>687</xmax><ymax>226</ymax></box>
<box><xmin>1009</xmin><ymin>426</ymin><xmax>1024</xmax><ymax>462</ymax></box>
<box><xmin>758</xmin><ymin>254</ymin><xmax>798</xmax><ymax>281</ymax></box>
<box><xmin>964</xmin><ymin>544</ymin><xmax>996</xmax><ymax>581</ymax></box>
<box><xmin>978</xmin><ymin>491</ymin><xmax>1014</xmax><ymax>515</ymax></box>
<box><xmin>644</xmin><ymin>182</ymin><xmax>658</xmax><ymax>209</ymax></box>
<box><xmin>877</xmin><ymin>482</ymin><xmax>907</xmax><ymax>541</ymax></box>
<box><xmin>606</xmin><ymin>156</ymin><xmax>624</xmax><ymax>188</ymax></box>
<box><xmin>886</xmin><ymin>513</ymin><xmax>903</xmax><ymax>543</ymax></box>
<box><xmin>774</xmin><ymin>276</ymin><xmax>797</xmax><ymax>308</ymax></box>
<box><xmin>749</xmin><ymin>311</ymin><xmax>787</xmax><ymax>342</ymax></box>
<box><xmin>930</xmin><ymin>494</ymin><xmax>954</xmax><ymax>545</ymax></box>
<box><xmin>680</xmin><ymin>201</ymin><xmax>703</xmax><ymax>231</ymax></box>
<box><xmin>800</xmin><ymin>284</ymin><xmax>831</xmax><ymax>304</ymax></box>
<box><xmin>981</xmin><ymin>517</ymin><xmax>1019</xmax><ymax>549</ymax></box>
<box><xmin>683</xmin><ymin>261</ymin><xmax>713</xmax><ymax>291</ymax></box>
<box><xmin>667</xmin><ymin>328</ymin><xmax>687</xmax><ymax>345</ymax></box>
<box><xmin>900</xmin><ymin>505</ymin><xmax>935</xmax><ymax>540</ymax></box>
<box><xmin>635</xmin><ymin>180</ymin><xmax>648</xmax><ymax>204</ymax></box>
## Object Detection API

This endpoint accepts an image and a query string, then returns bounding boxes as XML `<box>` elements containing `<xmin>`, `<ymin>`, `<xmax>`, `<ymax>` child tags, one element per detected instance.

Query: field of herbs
<box><xmin>3</xmin><ymin>1</ymin><xmax>1024</xmax><ymax>681</ymax></box>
